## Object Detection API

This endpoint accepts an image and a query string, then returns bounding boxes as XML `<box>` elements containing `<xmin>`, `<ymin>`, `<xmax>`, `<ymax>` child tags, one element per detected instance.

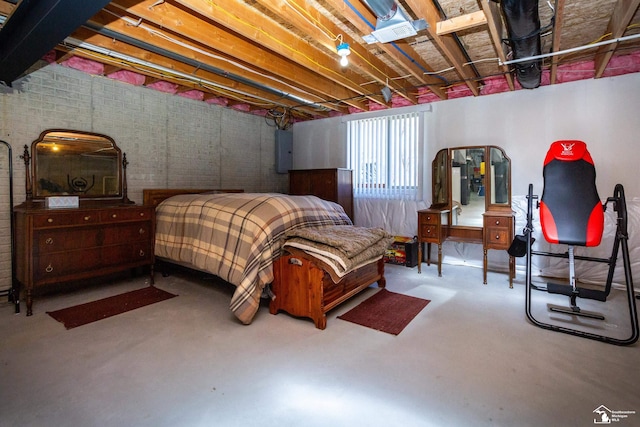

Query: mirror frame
<box><xmin>24</xmin><ymin>129</ymin><xmax>129</xmax><ymax>204</ymax></box>
<box><xmin>430</xmin><ymin>145</ymin><xmax>512</xmax><ymax>229</ymax></box>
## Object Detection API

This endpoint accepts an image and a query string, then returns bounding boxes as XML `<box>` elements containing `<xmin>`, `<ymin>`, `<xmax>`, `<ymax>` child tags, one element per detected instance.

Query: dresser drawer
<box><xmin>35</xmin><ymin>228</ymin><xmax>101</xmax><ymax>254</ymax></box>
<box><xmin>101</xmin><ymin>207</ymin><xmax>153</xmax><ymax>222</ymax></box>
<box><xmin>32</xmin><ymin>211</ymin><xmax>100</xmax><ymax>228</ymax></box>
<box><xmin>102</xmin><ymin>242</ymin><xmax>153</xmax><ymax>265</ymax></box>
<box><xmin>35</xmin><ymin>248</ymin><xmax>103</xmax><ymax>283</ymax></box>
<box><xmin>102</xmin><ymin>222</ymin><xmax>152</xmax><ymax>245</ymax></box>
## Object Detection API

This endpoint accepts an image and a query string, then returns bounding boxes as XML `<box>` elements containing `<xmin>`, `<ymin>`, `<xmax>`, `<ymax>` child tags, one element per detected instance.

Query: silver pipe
<box><xmin>500</xmin><ymin>33</ymin><xmax>640</xmax><ymax>66</ymax></box>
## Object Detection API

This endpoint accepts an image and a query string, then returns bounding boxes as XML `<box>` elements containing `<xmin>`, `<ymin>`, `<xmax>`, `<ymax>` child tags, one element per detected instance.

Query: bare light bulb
<box><xmin>340</xmin><ymin>55</ymin><xmax>349</xmax><ymax>67</ymax></box>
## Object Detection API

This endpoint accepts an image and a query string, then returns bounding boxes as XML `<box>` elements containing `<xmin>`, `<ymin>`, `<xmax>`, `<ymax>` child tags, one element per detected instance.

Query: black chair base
<box><xmin>524</xmin><ymin>183</ymin><xmax>639</xmax><ymax>346</ymax></box>
<box><xmin>548</xmin><ymin>304</ymin><xmax>605</xmax><ymax>320</ymax></box>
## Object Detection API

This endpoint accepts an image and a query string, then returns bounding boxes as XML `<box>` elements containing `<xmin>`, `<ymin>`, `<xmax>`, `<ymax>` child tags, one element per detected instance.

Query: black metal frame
<box><xmin>0</xmin><ymin>140</ymin><xmax>19</xmax><ymax>313</ymax></box>
<box><xmin>524</xmin><ymin>183</ymin><xmax>638</xmax><ymax>345</ymax></box>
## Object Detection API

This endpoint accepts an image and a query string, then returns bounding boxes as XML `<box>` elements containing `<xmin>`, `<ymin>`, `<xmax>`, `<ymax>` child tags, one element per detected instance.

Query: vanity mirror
<box><xmin>419</xmin><ymin>145</ymin><xmax>514</xmax><ymax>286</ymax></box>
<box><xmin>23</xmin><ymin>129</ymin><xmax>129</xmax><ymax>203</ymax></box>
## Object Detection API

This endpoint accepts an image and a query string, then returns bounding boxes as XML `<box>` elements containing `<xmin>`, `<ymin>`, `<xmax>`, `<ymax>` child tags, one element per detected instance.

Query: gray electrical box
<box><xmin>275</xmin><ymin>129</ymin><xmax>293</xmax><ymax>174</ymax></box>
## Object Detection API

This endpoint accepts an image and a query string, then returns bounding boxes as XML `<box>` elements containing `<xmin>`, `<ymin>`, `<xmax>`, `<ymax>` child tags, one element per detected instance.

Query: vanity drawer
<box><xmin>486</xmin><ymin>216</ymin><xmax>511</xmax><ymax>228</ymax></box>
<box><xmin>420</xmin><ymin>213</ymin><xmax>440</xmax><ymax>225</ymax></box>
<box><xmin>485</xmin><ymin>227</ymin><xmax>511</xmax><ymax>248</ymax></box>
<box><xmin>420</xmin><ymin>224</ymin><xmax>440</xmax><ymax>242</ymax></box>
<box><xmin>32</xmin><ymin>211</ymin><xmax>100</xmax><ymax>228</ymax></box>
<box><xmin>483</xmin><ymin>214</ymin><xmax>514</xmax><ymax>250</ymax></box>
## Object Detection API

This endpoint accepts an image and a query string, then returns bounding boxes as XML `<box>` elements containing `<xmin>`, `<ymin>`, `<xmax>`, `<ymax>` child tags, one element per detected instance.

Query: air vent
<box><xmin>361</xmin><ymin>2</ymin><xmax>427</xmax><ymax>44</ymax></box>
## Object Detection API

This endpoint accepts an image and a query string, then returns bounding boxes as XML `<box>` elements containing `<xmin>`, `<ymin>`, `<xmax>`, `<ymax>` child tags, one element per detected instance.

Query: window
<box><xmin>347</xmin><ymin>111</ymin><xmax>421</xmax><ymax>200</ymax></box>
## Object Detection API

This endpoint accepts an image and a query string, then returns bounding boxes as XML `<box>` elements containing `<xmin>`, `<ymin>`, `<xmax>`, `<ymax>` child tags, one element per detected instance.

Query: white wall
<box><xmin>292</xmin><ymin>73</ymin><xmax>640</xmax><ymax>278</ymax></box>
<box><xmin>293</xmin><ymin>72</ymin><xmax>640</xmax><ymax>204</ymax></box>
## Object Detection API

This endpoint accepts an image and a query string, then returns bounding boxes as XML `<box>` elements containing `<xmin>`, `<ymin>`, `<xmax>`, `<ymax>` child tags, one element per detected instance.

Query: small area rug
<box><xmin>337</xmin><ymin>288</ymin><xmax>430</xmax><ymax>335</ymax></box>
<box><xmin>47</xmin><ymin>286</ymin><xmax>177</xmax><ymax>329</ymax></box>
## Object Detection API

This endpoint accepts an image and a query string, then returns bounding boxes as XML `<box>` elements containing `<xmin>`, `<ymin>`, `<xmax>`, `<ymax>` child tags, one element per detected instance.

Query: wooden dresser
<box><xmin>14</xmin><ymin>203</ymin><xmax>155</xmax><ymax>315</ymax></box>
<box><xmin>289</xmin><ymin>168</ymin><xmax>353</xmax><ymax>221</ymax></box>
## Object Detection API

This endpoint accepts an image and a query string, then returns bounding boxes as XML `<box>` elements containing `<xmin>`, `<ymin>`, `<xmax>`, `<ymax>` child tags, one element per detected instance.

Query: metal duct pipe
<box><xmin>361</xmin><ymin>0</ymin><xmax>398</xmax><ymax>21</ymax></box>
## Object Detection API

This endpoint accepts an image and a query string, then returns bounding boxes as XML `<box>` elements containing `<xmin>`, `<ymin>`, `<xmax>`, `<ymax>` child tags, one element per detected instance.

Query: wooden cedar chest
<box><xmin>269</xmin><ymin>250</ymin><xmax>386</xmax><ymax>329</ymax></box>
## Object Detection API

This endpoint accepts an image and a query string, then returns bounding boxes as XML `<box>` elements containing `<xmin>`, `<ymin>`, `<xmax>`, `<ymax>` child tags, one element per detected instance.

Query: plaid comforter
<box><xmin>154</xmin><ymin>193</ymin><xmax>352</xmax><ymax>324</ymax></box>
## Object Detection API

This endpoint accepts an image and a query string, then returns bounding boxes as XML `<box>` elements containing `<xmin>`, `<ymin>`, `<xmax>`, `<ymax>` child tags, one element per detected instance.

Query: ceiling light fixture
<box><xmin>335</xmin><ymin>35</ymin><xmax>350</xmax><ymax>67</ymax></box>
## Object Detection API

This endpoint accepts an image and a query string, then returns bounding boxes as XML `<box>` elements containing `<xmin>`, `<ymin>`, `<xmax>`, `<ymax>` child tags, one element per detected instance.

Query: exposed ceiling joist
<box><xmin>0</xmin><ymin>0</ymin><xmax>638</xmax><ymax>122</ymax></box>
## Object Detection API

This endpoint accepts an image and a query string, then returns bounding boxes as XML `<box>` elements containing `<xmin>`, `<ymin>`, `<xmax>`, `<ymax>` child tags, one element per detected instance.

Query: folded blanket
<box><xmin>283</xmin><ymin>225</ymin><xmax>394</xmax><ymax>280</ymax></box>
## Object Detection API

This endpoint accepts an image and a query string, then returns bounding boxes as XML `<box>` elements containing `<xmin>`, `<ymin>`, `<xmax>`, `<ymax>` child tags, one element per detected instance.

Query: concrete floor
<box><xmin>0</xmin><ymin>263</ymin><xmax>638</xmax><ymax>427</ymax></box>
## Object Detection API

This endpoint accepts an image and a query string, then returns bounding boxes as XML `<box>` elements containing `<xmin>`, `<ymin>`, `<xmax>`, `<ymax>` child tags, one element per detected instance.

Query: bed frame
<box><xmin>270</xmin><ymin>249</ymin><xmax>386</xmax><ymax>329</ymax></box>
<box><xmin>143</xmin><ymin>188</ymin><xmax>244</xmax><ymax>207</ymax></box>
<box><xmin>144</xmin><ymin>188</ymin><xmax>386</xmax><ymax>329</ymax></box>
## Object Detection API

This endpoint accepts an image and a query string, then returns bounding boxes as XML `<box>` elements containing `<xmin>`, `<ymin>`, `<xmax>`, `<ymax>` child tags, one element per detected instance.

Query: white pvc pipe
<box><xmin>500</xmin><ymin>33</ymin><xmax>640</xmax><ymax>66</ymax></box>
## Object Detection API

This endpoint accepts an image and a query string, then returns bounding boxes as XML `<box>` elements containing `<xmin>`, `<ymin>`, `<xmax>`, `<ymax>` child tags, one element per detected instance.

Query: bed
<box><xmin>145</xmin><ymin>189</ymin><xmax>390</xmax><ymax>326</ymax></box>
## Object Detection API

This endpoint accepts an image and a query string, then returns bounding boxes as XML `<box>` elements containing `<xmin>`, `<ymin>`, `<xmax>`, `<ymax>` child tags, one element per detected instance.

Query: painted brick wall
<box><xmin>0</xmin><ymin>62</ymin><xmax>289</xmax><ymax>290</ymax></box>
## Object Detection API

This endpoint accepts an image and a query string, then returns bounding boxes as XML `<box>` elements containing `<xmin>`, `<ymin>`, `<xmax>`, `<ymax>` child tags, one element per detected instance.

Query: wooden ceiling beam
<box><xmin>255</xmin><ymin>0</ymin><xmax>416</xmax><ymax>104</ymax></box>
<box><xmin>65</xmin><ymin>28</ymin><xmax>328</xmax><ymax>118</ymax></box>
<box><xmin>88</xmin><ymin>7</ymin><xmax>342</xmax><ymax>114</ymax></box>
<box><xmin>436</xmin><ymin>10</ymin><xmax>487</xmax><ymax>35</ymax></box>
<box><xmin>404</xmin><ymin>0</ymin><xmax>481</xmax><ymax>96</ymax></box>
<box><xmin>108</xmin><ymin>0</ymin><xmax>362</xmax><ymax>112</ymax></box>
<box><xmin>0</xmin><ymin>0</ymin><xmax>15</xmax><ymax>16</ymax></box>
<box><xmin>174</xmin><ymin>0</ymin><xmax>384</xmax><ymax>109</ymax></box>
<box><xmin>548</xmin><ymin>0</ymin><xmax>566</xmax><ymax>84</ymax></box>
<box><xmin>594</xmin><ymin>0</ymin><xmax>640</xmax><ymax>78</ymax></box>
<box><xmin>322</xmin><ymin>0</ymin><xmax>447</xmax><ymax>100</ymax></box>
<box><xmin>480</xmin><ymin>0</ymin><xmax>514</xmax><ymax>91</ymax></box>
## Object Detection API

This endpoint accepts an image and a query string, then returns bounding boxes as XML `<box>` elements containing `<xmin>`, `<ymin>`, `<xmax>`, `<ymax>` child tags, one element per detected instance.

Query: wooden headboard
<box><xmin>142</xmin><ymin>189</ymin><xmax>244</xmax><ymax>208</ymax></box>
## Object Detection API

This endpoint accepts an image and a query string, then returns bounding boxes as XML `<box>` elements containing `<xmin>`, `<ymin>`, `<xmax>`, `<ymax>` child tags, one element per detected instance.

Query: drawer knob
<box><xmin>45</xmin><ymin>264</ymin><xmax>54</xmax><ymax>273</ymax></box>
<box><xmin>495</xmin><ymin>220</ymin><xmax>500</xmax><ymax>225</ymax></box>
<box><xmin>112</xmin><ymin>214</ymin><xmax>117</xmax><ymax>218</ymax></box>
<box><xmin>139</xmin><ymin>228</ymin><xmax>145</xmax><ymax>235</ymax></box>
<box><xmin>45</xmin><ymin>237</ymin><xmax>54</xmax><ymax>245</ymax></box>
<box><xmin>139</xmin><ymin>212</ymin><xmax>145</xmax><ymax>217</ymax></box>
<box><xmin>47</xmin><ymin>218</ymin><xmax>53</xmax><ymax>223</ymax></box>
<box><xmin>426</xmin><ymin>216</ymin><xmax>431</xmax><ymax>220</ymax></box>
<box><xmin>139</xmin><ymin>250</ymin><xmax>145</xmax><ymax>257</ymax></box>
<box><xmin>84</xmin><ymin>216</ymin><xmax>91</xmax><ymax>221</ymax></box>
<box><xmin>495</xmin><ymin>235</ymin><xmax>500</xmax><ymax>240</ymax></box>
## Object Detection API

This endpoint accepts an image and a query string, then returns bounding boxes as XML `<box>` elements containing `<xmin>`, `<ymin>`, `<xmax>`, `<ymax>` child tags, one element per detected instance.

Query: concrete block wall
<box><xmin>0</xmin><ymin>62</ymin><xmax>289</xmax><ymax>290</ymax></box>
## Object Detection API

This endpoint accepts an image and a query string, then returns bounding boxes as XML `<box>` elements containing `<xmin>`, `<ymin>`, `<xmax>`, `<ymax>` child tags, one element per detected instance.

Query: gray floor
<box><xmin>0</xmin><ymin>263</ymin><xmax>638</xmax><ymax>427</ymax></box>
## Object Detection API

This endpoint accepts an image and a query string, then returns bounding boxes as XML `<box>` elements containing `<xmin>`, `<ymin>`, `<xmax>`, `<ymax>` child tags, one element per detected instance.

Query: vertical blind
<box><xmin>347</xmin><ymin>111</ymin><xmax>421</xmax><ymax>200</ymax></box>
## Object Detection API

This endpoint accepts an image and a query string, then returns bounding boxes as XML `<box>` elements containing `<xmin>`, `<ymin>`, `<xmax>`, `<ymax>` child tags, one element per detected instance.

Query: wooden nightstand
<box><xmin>483</xmin><ymin>212</ymin><xmax>515</xmax><ymax>287</ymax></box>
<box><xmin>417</xmin><ymin>208</ymin><xmax>449</xmax><ymax>276</ymax></box>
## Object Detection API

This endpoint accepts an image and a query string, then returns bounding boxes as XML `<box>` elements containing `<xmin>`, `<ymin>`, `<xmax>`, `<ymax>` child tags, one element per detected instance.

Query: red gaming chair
<box><xmin>523</xmin><ymin>140</ymin><xmax>638</xmax><ymax>345</ymax></box>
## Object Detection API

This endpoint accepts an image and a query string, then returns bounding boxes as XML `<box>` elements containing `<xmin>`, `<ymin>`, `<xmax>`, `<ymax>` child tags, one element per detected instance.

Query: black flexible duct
<box><xmin>500</xmin><ymin>0</ymin><xmax>542</xmax><ymax>89</ymax></box>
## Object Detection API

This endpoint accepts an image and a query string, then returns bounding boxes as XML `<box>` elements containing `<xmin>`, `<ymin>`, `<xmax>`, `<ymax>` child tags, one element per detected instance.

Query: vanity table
<box><xmin>13</xmin><ymin>129</ymin><xmax>155</xmax><ymax>315</ymax></box>
<box><xmin>417</xmin><ymin>146</ymin><xmax>514</xmax><ymax>287</ymax></box>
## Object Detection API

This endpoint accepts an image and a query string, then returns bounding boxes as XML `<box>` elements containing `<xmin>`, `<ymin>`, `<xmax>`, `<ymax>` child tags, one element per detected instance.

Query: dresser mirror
<box><xmin>24</xmin><ymin>129</ymin><xmax>129</xmax><ymax>203</ymax></box>
<box><xmin>430</xmin><ymin>145</ymin><xmax>512</xmax><ymax>233</ymax></box>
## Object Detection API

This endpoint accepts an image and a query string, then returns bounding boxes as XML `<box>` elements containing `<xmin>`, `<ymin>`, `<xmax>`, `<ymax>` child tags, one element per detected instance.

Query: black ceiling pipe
<box><xmin>500</xmin><ymin>0</ymin><xmax>542</xmax><ymax>89</ymax></box>
<box><xmin>0</xmin><ymin>0</ymin><xmax>111</xmax><ymax>85</ymax></box>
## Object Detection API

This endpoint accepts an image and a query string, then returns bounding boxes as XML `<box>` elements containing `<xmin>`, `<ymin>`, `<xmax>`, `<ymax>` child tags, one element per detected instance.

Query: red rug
<box><xmin>338</xmin><ymin>289</ymin><xmax>430</xmax><ymax>335</ymax></box>
<box><xmin>47</xmin><ymin>286</ymin><xmax>177</xmax><ymax>329</ymax></box>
